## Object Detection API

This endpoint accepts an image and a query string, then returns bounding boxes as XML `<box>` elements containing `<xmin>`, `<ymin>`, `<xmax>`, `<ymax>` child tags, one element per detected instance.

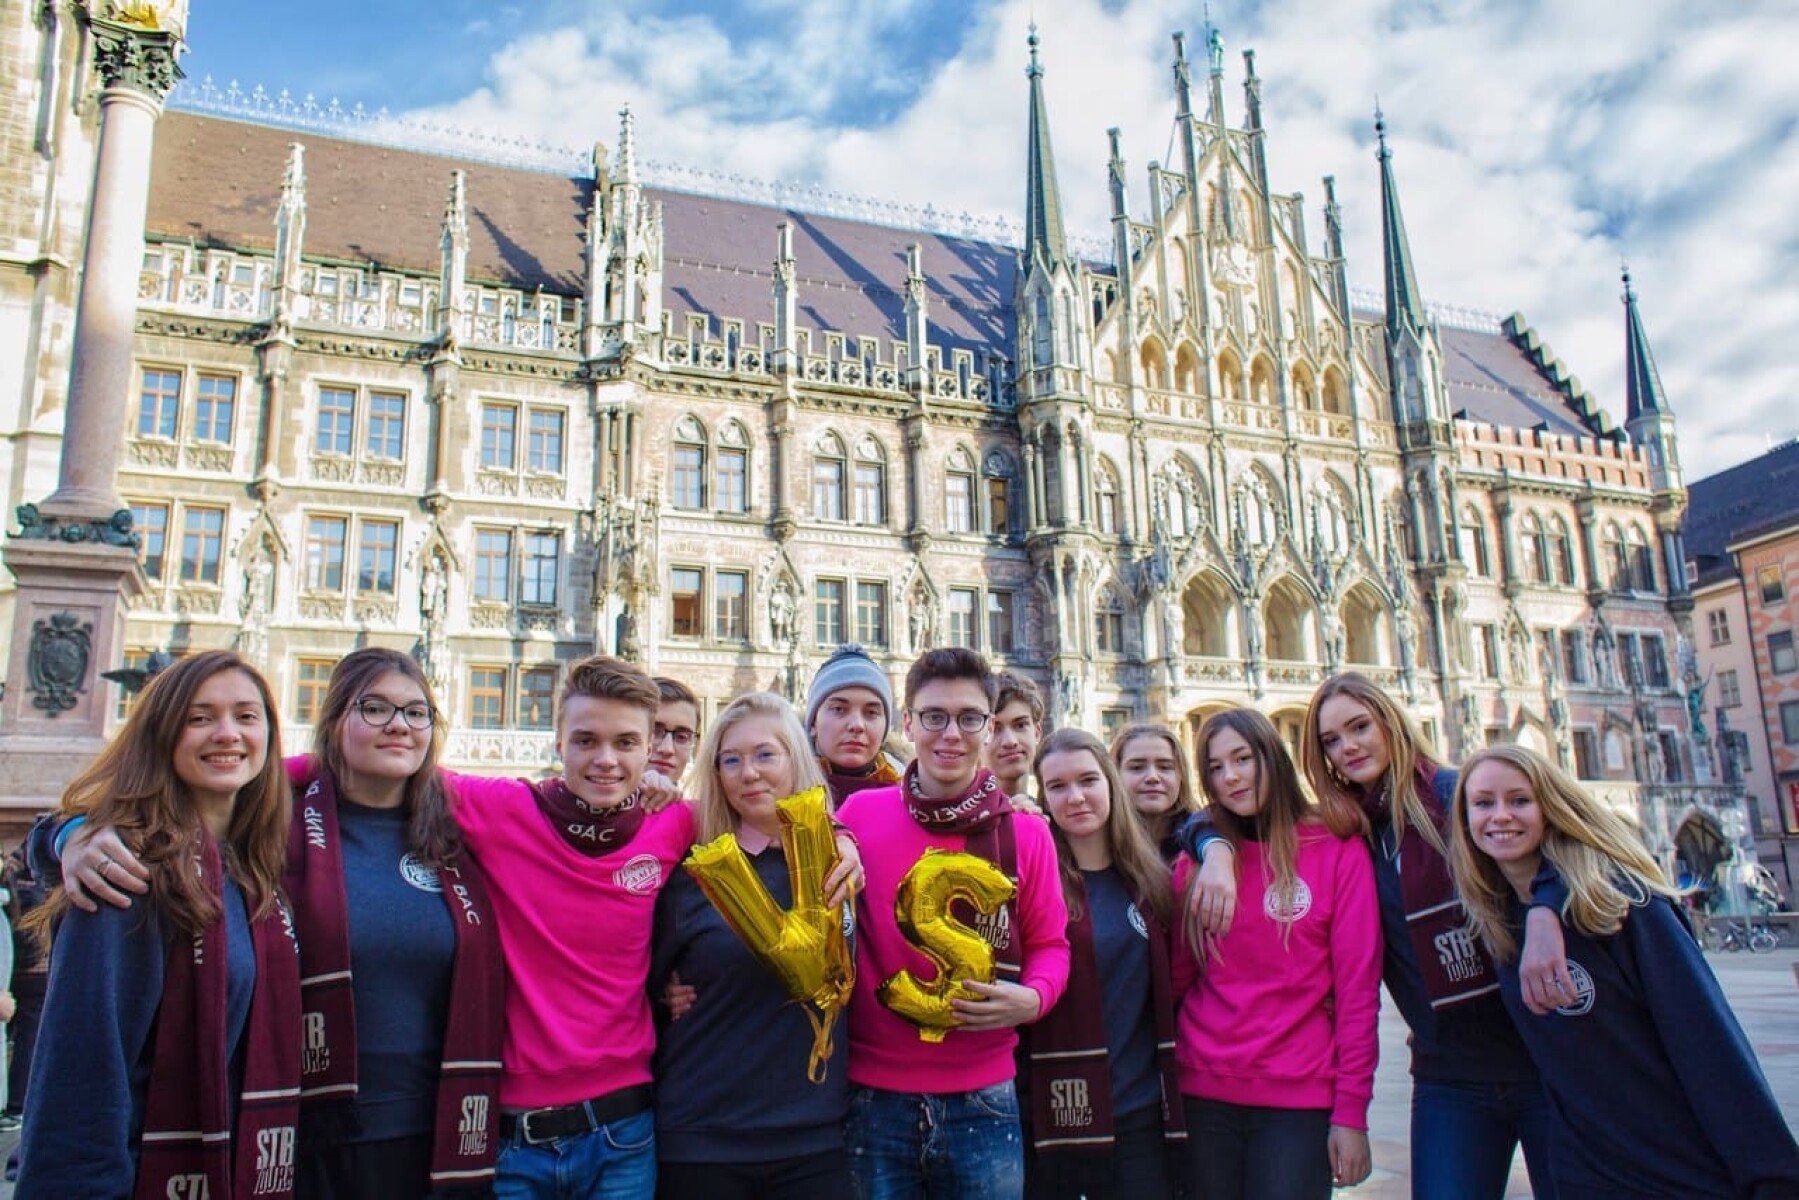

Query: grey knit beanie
<box><xmin>805</xmin><ymin>644</ymin><xmax>895</xmax><ymax>732</ymax></box>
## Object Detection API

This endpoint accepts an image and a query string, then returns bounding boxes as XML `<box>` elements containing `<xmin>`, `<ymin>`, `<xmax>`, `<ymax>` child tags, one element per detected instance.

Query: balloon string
<box><xmin>804</xmin><ymin>1006</ymin><xmax>838</xmax><ymax>1085</ymax></box>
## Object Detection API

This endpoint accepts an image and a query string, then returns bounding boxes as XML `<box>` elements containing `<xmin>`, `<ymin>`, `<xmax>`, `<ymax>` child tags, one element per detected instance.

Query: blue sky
<box><xmin>181</xmin><ymin>0</ymin><xmax>1798</xmax><ymax>481</ymax></box>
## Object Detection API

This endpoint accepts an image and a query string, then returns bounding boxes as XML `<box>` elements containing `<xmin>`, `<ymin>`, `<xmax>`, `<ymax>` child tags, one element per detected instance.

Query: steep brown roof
<box><xmin>147</xmin><ymin>109</ymin><xmax>1604</xmax><ymax>428</ymax></box>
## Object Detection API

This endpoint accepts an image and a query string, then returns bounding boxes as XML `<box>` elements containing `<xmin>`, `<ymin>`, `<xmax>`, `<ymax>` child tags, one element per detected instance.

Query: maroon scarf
<box><xmin>902</xmin><ymin>765</ymin><xmax>1021</xmax><ymax>982</ymax></box>
<box><xmin>286</xmin><ymin>771</ymin><xmax>506</xmax><ymax>1195</ymax></box>
<box><xmin>819</xmin><ymin>755</ymin><xmax>902</xmax><ymax>808</ymax></box>
<box><xmin>1026</xmin><ymin>878</ymin><xmax>1184</xmax><ymax>1156</ymax></box>
<box><xmin>1366</xmin><ymin>763</ymin><xmax>1499</xmax><ymax>1008</ymax></box>
<box><xmin>530</xmin><ymin>777</ymin><xmax>646</xmax><ymax>855</ymax></box>
<box><xmin>136</xmin><ymin>836</ymin><xmax>301</xmax><ymax>1200</ymax></box>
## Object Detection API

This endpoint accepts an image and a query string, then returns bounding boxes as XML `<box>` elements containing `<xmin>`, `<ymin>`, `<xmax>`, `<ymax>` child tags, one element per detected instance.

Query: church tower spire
<box><xmin>1023</xmin><ymin>25</ymin><xmax>1068</xmax><ymax>275</ymax></box>
<box><xmin>1377</xmin><ymin>107</ymin><xmax>1427</xmax><ymax>340</ymax></box>
<box><xmin>1622</xmin><ymin>267</ymin><xmax>1682</xmax><ymax>493</ymax></box>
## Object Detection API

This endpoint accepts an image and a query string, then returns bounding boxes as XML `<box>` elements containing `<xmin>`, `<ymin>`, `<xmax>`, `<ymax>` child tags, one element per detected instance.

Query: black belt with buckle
<box><xmin>500</xmin><ymin>1084</ymin><xmax>654</xmax><ymax>1146</ymax></box>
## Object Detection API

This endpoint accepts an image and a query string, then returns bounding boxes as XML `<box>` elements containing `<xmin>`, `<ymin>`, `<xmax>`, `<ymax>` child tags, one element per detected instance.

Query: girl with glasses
<box><xmin>1174</xmin><ymin>707</ymin><xmax>1380</xmax><ymax>1199</ymax></box>
<box><xmin>1448</xmin><ymin>745</ymin><xmax>1799</xmax><ymax>1199</ymax></box>
<box><xmin>650</xmin><ymin>692</ymin><xmax>855</xmax><ymax>1198</ymax></box>
<box><xmin>18</xmin><ymin>652</ymin><xmax>301</xmax><ymax>1198</ymax></box>
<box><xmin>46</xmin><ymin>648</ymin><xmax>505</xmax><ymax>1199</ymax></box>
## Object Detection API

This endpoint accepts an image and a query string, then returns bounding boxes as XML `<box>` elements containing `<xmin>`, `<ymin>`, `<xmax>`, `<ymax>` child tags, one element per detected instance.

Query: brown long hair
<box><xmin>1034</xmin><ymin>728</ymin><xmax>1172</xmax><ymax>925</ymax></box>
<box><xmin>314</xmin><ymin>648</ymin><xmax>461</xmax><ymax>867</ymax></box>
<box><xmin>35</xmin><ymin>651</ymin><xmax>289</xmax><ymax>936</ymax></box>
<box><xmin>1109</xmin><ymin>723</ymin><xmax>1201</xmax><ymax>845</ymax></box>
<box><xmin>1448</xmin><ymin>745</ymin><xmax>1681</xmax><ymax>961</ymax></box>
<box><xmin>1194</xmin><ymin>707</ymin><xmax>1317</xmax><ymax>931</ymax></box>
<box><xmin>1302</xmin><ymin>672</ymin><xmax>1445</xmax><ymax>856</ymax></box>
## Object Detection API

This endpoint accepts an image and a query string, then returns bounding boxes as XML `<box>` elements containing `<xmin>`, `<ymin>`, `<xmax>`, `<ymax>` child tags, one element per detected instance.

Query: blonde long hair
<box><xmin>692</xmin><ymin>692</ymin><xmax>828</xmax><ymax>844</ymax></box>
<box><xmin>1447</xmin><ymin>745</ymin><xmax>1681</xmax><ymax>962</ymax></box>
<box><xmin>1035</xmin><ymin>728</ymin><xmax>1172</xmax><ymax>925</ymax></box>
<box><xmin>1303</xmin><ymin>672</ymin><xmax>1446</xmax><ymax>856</ymax></box>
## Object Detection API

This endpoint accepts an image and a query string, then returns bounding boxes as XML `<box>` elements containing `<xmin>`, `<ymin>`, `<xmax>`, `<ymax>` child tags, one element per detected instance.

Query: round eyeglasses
<box><xmin>912</xmin><ymin>708</ymin><xmax>991</xmax><ymax>733</ymax></box>
<box><xmin>354</xmin><ymin>697</ymin><xmax>436</xmax><ymax>730</ymax></box>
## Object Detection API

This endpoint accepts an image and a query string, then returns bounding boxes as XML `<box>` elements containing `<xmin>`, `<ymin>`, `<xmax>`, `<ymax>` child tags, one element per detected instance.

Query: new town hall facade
<box><xmin>0</xmin><ymin>7</ymin><xmax>1754</xmax><ymax>877</ymax></box>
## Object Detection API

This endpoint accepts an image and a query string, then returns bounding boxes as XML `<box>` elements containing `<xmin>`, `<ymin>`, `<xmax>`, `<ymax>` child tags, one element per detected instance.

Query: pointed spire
<box><xmin>1023</xmin><ymin>24</ymin><xmax>1069</xmax><ymax>274</ymax></box>
<box><xmin>271</xmin><ymin>142</ymin><xmax>307</xmax><ymax>330</ymax></box>
<box><xmin>616</xmin><ymin>104</ymin><xmax>638</xmax><ymax>185</ymax></box>
<box><xmin>1242</xmin><ymin>49</ymin><xmax>1261</xmax><ymax>130</ymax></box>
<box><xmin>1172</xmin><ymin>32</ymin><xmax>1194</xmax><ymax>120</ymax></box>
<box><xmin>1621</xmin><ymin>266</ymin><xmax>1669</xmax><ymax>421</ymax></box>
<box><xmin>1322</xmin><ymin>174</ymin><xmax>1344</xmax><ymax>259</ymax></box>
<box><xmin>1375</xmin><ymin>107</ymin><xmax>1427</xmax><ymax>337</ymax></box>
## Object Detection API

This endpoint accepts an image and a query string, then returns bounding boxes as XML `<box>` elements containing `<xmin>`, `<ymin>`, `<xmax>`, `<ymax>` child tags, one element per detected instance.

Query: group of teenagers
<box><xmin>11</xmin><ymin>636</ymin><xmax>1799</xmax><ymax>1199</ymax></box>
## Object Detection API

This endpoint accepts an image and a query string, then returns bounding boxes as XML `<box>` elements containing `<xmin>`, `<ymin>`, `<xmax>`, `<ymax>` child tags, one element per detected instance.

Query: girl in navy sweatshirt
<box><xmin>18</xmin><ymin>651</ymin><xmax>300</xmax><ymax>1199</ymax></box>
<box><xmin>650</xmin><ymin>691</ymin><xmax>854</xmax><ymax>1198</ymax></box>
<box><xmin>1109</xmin><ymin>724</ymin><xmax>1201</xmax><ymax>865</ymax></box>
<box><xmin>1024</xmin><ymin>727</ymin><xmax>1184</xmax><ymax>1198</ymax></box>
<box><xmin>1449</xmin><ymin>744</ymin><xmax>1799</xmax><ymax>1200</ymax></box>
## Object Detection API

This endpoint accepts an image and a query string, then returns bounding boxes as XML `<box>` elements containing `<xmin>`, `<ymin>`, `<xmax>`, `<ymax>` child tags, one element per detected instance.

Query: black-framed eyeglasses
<box><xmin>355</xmin><ymin>697</ymin><xmax>435</xmax><ymax>730</ymax></box>
<box><xmin>913</xmin><ymin>708</ymin><xmax>991</xmax><ymax>733</ymax></box>
<box><xmin>654</xmin><ymin>723</ymin><xmax>698</xmax><ymax>748</ymax></box>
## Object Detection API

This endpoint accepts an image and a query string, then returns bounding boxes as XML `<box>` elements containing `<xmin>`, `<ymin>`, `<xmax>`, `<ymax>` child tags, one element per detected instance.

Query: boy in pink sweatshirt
<box><xmin>1173</xmin><ymin>706</ymin><xmax>1382</xmax><ymax>1199</ymax></box>
<box><xmin>837</xmin><ymin>648</ymin><xmax>1071</xmax><ymax>1199</ymax></box>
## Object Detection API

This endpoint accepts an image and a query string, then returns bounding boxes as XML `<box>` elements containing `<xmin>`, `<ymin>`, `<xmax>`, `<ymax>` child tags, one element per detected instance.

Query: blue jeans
<box><xmin>1411</xmin><ymin>1078</ymin><xmax>1559</xmax><ymax>1200</ymax></box>
<box><xmin>846</xmin><ymin>1082</ymin><xmax>1024</xmax><ymax>1199</ymax></box>
<box><xmin>495</xmin><ymin>1109</ymin><xmax>657</xmax><ymax>1200</ymax></box>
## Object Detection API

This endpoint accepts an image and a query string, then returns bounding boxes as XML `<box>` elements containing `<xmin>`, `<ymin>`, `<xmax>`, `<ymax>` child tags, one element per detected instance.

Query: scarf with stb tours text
<box><xmin>136</xmin><ymin>834</ymin><xmax>301</xmax><ymax>1200</ymax></box>
<box><xmin>529</xmin><ymin>777</ymin><xmax>648</xmax><ymax>856</ymax></box>
<box><xmin>902</xmin><ymin>765</ymin><xmax>1022</xmax><ymax>984</ymax></box>
<box><xmin>1025</xmin><ymin>881</ymin><xmax>1185</xmax><ymax>1156</ymax></box>
<box><xmin>288</xmin><ymin>770</ymin><xmax>505</xmax><ymax>1196</ymax></box>
<box><xmin>1368</xmin><ymin>763</ymin><xmax>1500</xmax><ymax>1008</ymax></box>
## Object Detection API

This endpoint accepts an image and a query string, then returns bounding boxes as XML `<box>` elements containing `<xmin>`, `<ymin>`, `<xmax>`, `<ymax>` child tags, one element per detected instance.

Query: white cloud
<box><xmin>405</xmin><ymin>0</ymin><xmax>1799</xmax><ymax>478</ymax></box>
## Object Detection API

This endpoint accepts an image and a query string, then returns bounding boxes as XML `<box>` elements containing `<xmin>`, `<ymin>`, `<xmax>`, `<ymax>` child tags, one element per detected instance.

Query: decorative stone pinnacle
<box><xmin>617</xmin><ymin>103</ymin><xmax>637</xmax><ymax>182</ymax></box>
<box><xmin>1621</xmin><ymin>263</ymin><xmax>1635</xmax><ymax>299</ymax></box>
<box><xmin>1027</xmin><ymin>24</ymin><xmax>1042</xmax><ymax>78</ymax></box>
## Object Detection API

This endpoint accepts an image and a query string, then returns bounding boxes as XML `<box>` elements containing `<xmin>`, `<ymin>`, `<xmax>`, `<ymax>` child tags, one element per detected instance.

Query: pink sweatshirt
<box><xmin>446</xmin><ymin>772</ymin><xmax>696</xmax><ymax>1108</ymax></box>
<box><xmin>837</xmin><ymin>785</ymin><xmax>1071</xmax><ymax>1093</ymax></box>
<box><xmin>1171</xmin><ymin>824</ymin><xmax>1381</xmax><ymax>1129</ymax></box>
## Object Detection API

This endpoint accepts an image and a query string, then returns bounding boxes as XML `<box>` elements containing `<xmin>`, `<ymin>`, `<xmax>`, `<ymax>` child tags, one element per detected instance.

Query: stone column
<box><xmin>1</xmin><ymin>9</ymin><xmax>181</xmax><ymax>828</ymax></box>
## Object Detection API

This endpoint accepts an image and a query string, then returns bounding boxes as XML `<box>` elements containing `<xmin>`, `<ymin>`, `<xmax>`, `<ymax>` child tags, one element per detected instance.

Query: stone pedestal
<box><xmin>0</xmin><ymin>538</ymin><xmax>144</xmax><ymax>830</ymax></box>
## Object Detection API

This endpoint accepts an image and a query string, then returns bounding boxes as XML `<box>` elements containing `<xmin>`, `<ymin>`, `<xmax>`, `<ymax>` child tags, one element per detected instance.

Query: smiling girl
<box><xmin>1448</xmin><ymin>745</ymin><xmax>1799</xmax><ymax>1200</ymax></box>
<box><xmin>1173</xmin><ymin>707</ymin><xmax>1380</xmax><ymax>1200</ymax></box>
<box><xmin>19</xmin><ymin>651</ymin><xmax>300</xmax><ymax>1199</ymax></box>
<box><xmin>1023</xmin><ymin>728</ymin><xmax>1183</xmax><ymax>1198</ymax></box>
<box><xmin>1109</xmin><ymin>724</ymin><xmax>1201</xmax><ymax>863</ymax></box>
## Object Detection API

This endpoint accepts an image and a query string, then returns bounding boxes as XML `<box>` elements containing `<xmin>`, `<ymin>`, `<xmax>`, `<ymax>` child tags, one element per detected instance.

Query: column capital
<box><xmin>87</xmin><ymin>15</ymin><xmax>184</xmax><ymax>102</ymax></box>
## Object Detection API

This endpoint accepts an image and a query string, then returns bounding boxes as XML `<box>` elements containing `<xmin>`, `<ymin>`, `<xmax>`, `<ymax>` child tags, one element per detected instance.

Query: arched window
<box><xmin>1603</xmin><ymin>523</ymin><xmax>1628</xmax><ymax>591</ymax></box>
<box><xmin>671</xmin><ymin>416</ymin><xmax>707</xmax><ymax>510</ymax></box>
<box><xmin>1183</xmin><ymin>572</ymin><xmax>1233</xmax><ymax>657</ymax></box>
<box><xmin>1321</xmin><ymin>368</ymin><xmax>1349</xmax><ymax>415</ymax></box>
<box><xmin>1095</xmin><ymin>458</ymin><xmax>1122</xmax><ymax>536</ymax></box>
<box><xmin>1313</xmin><ymin>475</ymin><xmax>1353</xmax><ymax>555</ymax></box>
<box><xmin>1627</xmin><ymin>525</ymin><xmax>1655</xmax><ymax>592</ymax></box>
<box><xmin>1342</xmin><ymin>585</ymin><xmax>1388</xmax><ymax>665</ymax></box>
<box><xmin>1174</xmin><ymin>343</ymin><xmax>1202</xmax><ymax>393</ymax></box>
<box><xmin>812</xmin><ymin>432</ymin><xmax>846</xmax><ymax>521</ymax></box>
<box><xmin>984</xmin><ymin>449</ymin><xmax>1016</xmax><ymax>537</ymax></box>
<box><xmin>1520</xmin><ymin>511</ymin><xmax>1548</xmax><ymax>584</ymax></box>
<box><xmin>1291</xmin><ymin>364</ymin><xmax>1317</xmax><ymax>410</ymax></box>
<box><xmin>1237</xmin><ymin>471</ymin><xmax>1281</xmax><ymax>547</ymax></box>
<box><xmin>1264</xmin><ymin>577</ymin><xmax>1311</xmax><ymax>662</ymax></box>
<box><xmin>715</xmin><ymin>420</ymin><xmax>750</xmax><ymax>514</ymax></box>
<box><xmin>1095</xmin><ymin>585</ymin><xmax>1126</xmax><ymax>655</ymax></box>
<box><xmin>945</xmin><ymin>446</ymin><xmax>977</xmax><ymax>533</ymax></box>
<box><xmin>852</xmin><ymin>437</ymin><xmax>887</xmax><ymax>526</ymax></box>
<box><xmin>1548</xmin><ymin>517</ymin><xmax>1575</xmax><ymax>585</ymax></box>
<box><xmin>1249</xmin><ymin>356</ymin><xmax>1276</xmax><ymax>406</ymax></box>
<box><xmin>1140</xmin><ymin>339</ymin><xmax>1168</xmax><ymax>390</ymax></box>
<box><xmin>1462</xmin><ymin>506</ymin><xmax>1491</xmax><ymax>577</ymax></box>
<box><xmin>1217</xmin><ymin>350</ymin><xmax>1244</xmax><ymax>402</ymax></box>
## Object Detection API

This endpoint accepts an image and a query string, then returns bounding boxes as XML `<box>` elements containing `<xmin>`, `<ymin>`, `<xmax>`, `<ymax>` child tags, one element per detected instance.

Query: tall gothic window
<box><xmin>671</xmin><ymin>416</ymin><xmax>707</xmax><ymax>510</ymax></box>
<box><xmin>813</xmin><ymin>434</ymin><xmax>847</xmax><ymax>521</ymax></box>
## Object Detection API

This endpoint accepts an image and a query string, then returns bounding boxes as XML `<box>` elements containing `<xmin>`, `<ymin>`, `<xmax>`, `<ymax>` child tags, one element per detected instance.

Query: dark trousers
<box><xmin>5</xmin><ymin>976</ymin><xmax>45</xmax><ymax>1117</ymax></box>
<box><xmin>1025</xmin><ymin>1105</ymin><xmax>1179</xmax><ymax>1199</ymax></box>
<box><xmin>658</xmin><ymin>1148</ymin><xmax>853</xmax><ymax>1199</ymax></box>
<box><xmin>1184</xmin><ymin>1097</ymin><xmax>1330</xmax><ymax>1200</ymax></box>
<box><xmin>296</xmin><ymin>1133</ymin><xmax>437</xmax><ymax>1200</ymax></box>
<box><xmin>1410</xmin><ymin>1078</ymin><xmax>1559</xmax><ymax>1200</ymax></box>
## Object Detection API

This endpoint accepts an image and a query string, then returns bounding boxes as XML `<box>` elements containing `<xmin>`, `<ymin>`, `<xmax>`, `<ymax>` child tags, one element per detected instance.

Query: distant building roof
<box><xmin>1684</xmin><ymin>439</ymin><xmax>1799</xmax><ymax>578</ymax></box>
<box><xmin>147</xmin><ymin>109</ymin><xmax>1606</xmax><ymax>432</ymax></box>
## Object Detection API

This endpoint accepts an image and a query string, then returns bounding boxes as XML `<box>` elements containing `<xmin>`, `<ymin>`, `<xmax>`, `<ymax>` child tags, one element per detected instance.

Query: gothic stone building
<box><xmin>0</xmin><ymin>11</ymin><xmax>1750</xmax><ymax>869</ymax></box>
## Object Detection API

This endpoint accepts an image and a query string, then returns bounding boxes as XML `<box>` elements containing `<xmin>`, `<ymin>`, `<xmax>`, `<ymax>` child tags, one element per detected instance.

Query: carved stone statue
<box><xmin>1592</xmin><ymin>618</ymin><xmax>1620</xmax><ymax>691</ymax></box>
<box><xmin>421</xmin><ymin>552</ymin><xmax>447</xmax><ymax>620</ymax></box>
<box><xmin>236</xmin><ymin>552</ymin><xmax>274</xmax><ymax>667</ymax></box>
<box><xmin>1686</xmin><ymin>674</ymin><xmax>1709</xmax><ymax>743</ymax></box>
<box><xmin>1244</xmin><ymin>602</ymin><xmax>1264</xmax><ymax>663</ymax></box>
<box><xmin>1506</xmin><ymin>625</ymin><xmax>1530</xmax><ymax>685</ymax></box>
<box><xmin>1320</xmin><ymin>605</ymin><xmax>1345</xmax><ymax>671</ymax></box>
<box><xmin>1394</xmin><ymin>603</ymin><xmax>1418</xmax><ymax>675</ymax></box>
<box><xmin>770</xmin><ymin>578</ymin><xmax>797</xmax><ymax>648</ymax></box>
<box><xmin>1458</xmin><ymin>693</ymin><xmax>1484</xmax><ymax>756</ymax></box>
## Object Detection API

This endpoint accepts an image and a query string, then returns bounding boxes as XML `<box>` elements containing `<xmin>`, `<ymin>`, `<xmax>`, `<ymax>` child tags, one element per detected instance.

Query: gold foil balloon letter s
<box><xmin>684</xmin><ymin>787</ymin><xmax>854</xmax><ymax>1082</ymax></box>
<box><xmin>878</xmin><ymin>848</ymin><xmax>1016</xmax><ymax>1043</ymax></box>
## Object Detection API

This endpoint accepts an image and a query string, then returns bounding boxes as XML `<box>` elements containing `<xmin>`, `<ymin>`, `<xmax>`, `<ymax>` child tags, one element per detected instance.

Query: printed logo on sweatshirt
<box><xmin>1049</xmin><ymin>1077</ymin><xmax>1094</xmax><ymax>1129</ymax></box>
<box><xmin>614</xmin><ymin>853</ymin><xmax>664</xmax><ymax>894</ymax></box>
<box><xmin>1127</xmin><ymin>901</ymin><xmax>1149</xmax><ymax>939</ymax></box>
<box><xmin>252</xmin><ymin>1125</ymin><xmax>295</xmax><ymax>1194</ymax></box>
<box><xmin>1263</xmin><ymin>878</ymin><xmax>1313</xmax><ymax>921</ymax></box>
<box><xmin>399</xmin><ymin>852</ymin><xmax>444</xmax><ymax>893</ymax></box>
<box><xmin>1553</xmin><ymin>959</ymin><xmax>1596</xmax><ymax>1017</ymax></box>
<box><xmin>1432</xmin><ymin>924</ymin><xmax>1486</xmax><ymax>983</ymax></box>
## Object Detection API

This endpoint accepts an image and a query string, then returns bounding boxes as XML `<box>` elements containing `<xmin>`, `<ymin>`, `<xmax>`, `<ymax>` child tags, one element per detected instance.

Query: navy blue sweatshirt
<box><xmin>649</xmin><ymin>845</ymin><xmax>850</xmax><ymax>1163</ymax></box>
<box><xmin>1498</xmin><ymin>882</ymin><xmax>1799</xmax><ymax>1198</ymax></box>
<box><xmin>335</xmin><ymin>798</ymin><xmax>457</xmax><ymax>1141</ymax></box>
<box><xmin>1083</xmin><ymin>867</ymin><xmax>1161</xmax><ymax>1117</ymax></box>
<box><xmin>16</xmin><ymin>879</ymin><xmax>257</xmax><ymax>1199</ymax></box>
<box><xmin>1177</xmin><ymin>771</ymin><xmax>1539</xmax><ymax>1084</ymax></box>
<box><xmin>28</xmin><ymin>803</ymin><xmax>457</xmax><ymax>1142</ymax></box>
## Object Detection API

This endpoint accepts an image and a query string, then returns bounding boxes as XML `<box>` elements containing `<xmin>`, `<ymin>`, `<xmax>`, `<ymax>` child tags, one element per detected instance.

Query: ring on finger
<box><xmin>98</xmin><ymin>857</ymin><xmax>113</xmax><ymax>880</ymax></box>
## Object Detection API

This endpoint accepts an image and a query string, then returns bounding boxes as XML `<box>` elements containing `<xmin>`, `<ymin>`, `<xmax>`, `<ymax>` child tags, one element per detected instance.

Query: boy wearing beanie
<box><xmin>806</xmin><ymin>645</ymin><xmax>902</xmax><ymax>805</ymax></box>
